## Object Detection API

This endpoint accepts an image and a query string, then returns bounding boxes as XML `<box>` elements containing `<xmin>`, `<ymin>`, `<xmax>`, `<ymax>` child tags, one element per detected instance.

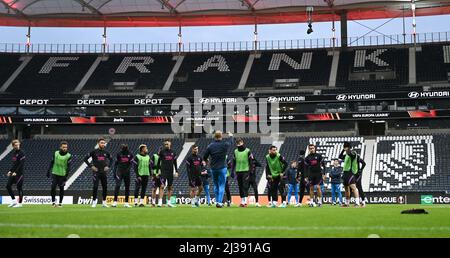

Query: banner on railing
<box><xmin>1</xmin><ymin>90</ymin><xmax>449</xmax><ymax>107</ymax></box>
<box><xmin>1</xmin><ymin>109</ymin><xmax>449</xmax><ymax>124</ymax></box>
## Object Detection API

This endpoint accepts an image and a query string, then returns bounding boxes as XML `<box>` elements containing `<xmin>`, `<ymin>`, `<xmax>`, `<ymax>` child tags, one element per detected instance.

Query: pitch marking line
<box><xmin>0</xmin><ymin>223</ymin><xmax>449</xmax><ymax>232</ymax></box>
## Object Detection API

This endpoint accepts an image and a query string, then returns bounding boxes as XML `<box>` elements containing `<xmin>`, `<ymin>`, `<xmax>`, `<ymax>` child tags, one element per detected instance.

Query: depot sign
<box><xmin>20</xmin><ymin>99</ymin><xmax>50</xmax><ymax>105</ymax></box>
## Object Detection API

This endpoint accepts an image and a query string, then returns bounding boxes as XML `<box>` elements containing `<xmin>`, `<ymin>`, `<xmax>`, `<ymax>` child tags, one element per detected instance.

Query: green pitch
<box><xmin>0</xmin><ymin>204</ymin><xmax>449</xmax><ymax>238</ymax></box>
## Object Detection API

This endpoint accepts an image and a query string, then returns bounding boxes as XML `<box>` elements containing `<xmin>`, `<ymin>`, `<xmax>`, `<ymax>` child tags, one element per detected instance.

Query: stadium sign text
<box><xmin>198</xmin><ymin>98</ymin><xmax>237</xmax><ymax>104</ymax></box>
<box><xmin>172</xmin><ymin>90</ymin><xmax>280</xmax><ymax>137</ymax></box>
<box><xmin>113</xmin><ymin>118</ymin><xmax>125</xmax><ymax>123</ymax></box>
<box><xmin>20</xmin><ymin>99</ymin><xmax>49</xmax><ymax>105</ymax></box>
<box><xmin>77</xmin><ymin>99</ymin><xmax>107</xmax><ymax>105</ymax></box>
<box><xmin>23</xmin><ymin>118</ymin><xmax>59</xmax><ymax>122</ymax></box>
<box><xmin>134</xmin><ymin>98</ymin><xmax>164</xmax><ymax>105</ymax></box>
<box><xmin>408</xmin><ymin>91</ymin><xmax>450</xmax><ymax>99</ymax></box>
<box><xmin>266</xmin><ymin>96</ymin><xmax>305</xmax><ymax>103</ymax></box>
<box><xmin>351</xmin><ymin>113</ymin><xmax>390</xmax><ymax>118</ymax></box>
<box><xmin>321</xmin><ymin>195</ymin><xmax>407</xmax><ymax>204</ymax></box>
<box><xmin>421</xmin><ymin>195</ymin><xmax>450</xmax><ymax>204</ymax></box>
<box><xmin>1</xmin><ymin>196</ymin><xmax>73</xmax><ymax>205</ymax></box>
<box><xmin>336</xmin><ymin>94</ymin><xmax>377</xmax><ymax>101</ymax></box>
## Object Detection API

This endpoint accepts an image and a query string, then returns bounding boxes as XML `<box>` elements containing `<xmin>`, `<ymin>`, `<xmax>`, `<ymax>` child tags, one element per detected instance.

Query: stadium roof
<box><xmin>0</xmin><ymin>0</ymin><xmax>449</xmax><ymax>27</ymax></box>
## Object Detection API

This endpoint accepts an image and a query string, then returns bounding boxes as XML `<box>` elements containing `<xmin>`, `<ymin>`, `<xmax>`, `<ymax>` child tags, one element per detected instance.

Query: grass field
<box><xmin>0</xmin><ymin>204</ymin><xmax>449</xmax><ymax>238</ymax></box>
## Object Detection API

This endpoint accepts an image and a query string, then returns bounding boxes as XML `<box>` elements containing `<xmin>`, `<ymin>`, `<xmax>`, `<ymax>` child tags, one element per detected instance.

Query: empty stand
<box><xmin>6</xmin><ymin>54</ymin><xmax>97</xmax><ymax>97</ymax></box>
<box><xmin>84</xmin><ymin>54</ymin><xmax>176</xmax><ymax>91</ymax></box>
<box><xmin>416</xmin><ymin>43</ymin><xmax>450</xmax><ymax>82</ymax></box>
<box><xmin>370</xmin><ymin>135</ymin><xmax>437</xmax><ymax>192</ymax></box>
<box><xmin>0</xmin><ymin>54</ymin><xmax>22</xmax><ymax>90</ymax></box>
<box><xmin>246</xmin><ymin>49</ymin><xmax>332</xmax><ymax>88</ymax></box>
<box><xmin>170</xmin><ymin>52</ymin><xmax>248</xmax><ymax>97</ymax></box>
<box><xmin>336</xmin><ymin>47</ymin><xmax>409</xmax><ymax>91</ymax></box>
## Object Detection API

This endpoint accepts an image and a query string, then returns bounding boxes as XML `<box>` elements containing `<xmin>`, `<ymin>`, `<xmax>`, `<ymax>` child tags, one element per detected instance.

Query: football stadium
<box><xmin>0</xmin><ymin>0</ymin><xmax>450</xmax><ymax>240</ymax></box>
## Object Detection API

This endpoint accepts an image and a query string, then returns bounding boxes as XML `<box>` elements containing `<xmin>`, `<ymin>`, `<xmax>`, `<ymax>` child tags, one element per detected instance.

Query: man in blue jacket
<box><xmin>203</xmin><ymin>131</ymin><xmax>233</xmax><ymax>208</ymax></box>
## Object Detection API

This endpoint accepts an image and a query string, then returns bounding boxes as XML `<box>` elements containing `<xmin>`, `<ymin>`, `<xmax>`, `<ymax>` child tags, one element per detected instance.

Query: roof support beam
<box><xmin>97</xmin><ymin>0</ymin><xmax>114</xmax><ymax>10</ymax></box>
<box><xmin>73</xmin><ymin>0</ymin><xmax>103</xmax><ymax>16</ymax></box>
<box><xmin>0</xmin><ymin>0</ymin><xmax>28</xmax><ymax>18</ymax></box>
<box><xmin>239</xmin><ymin>0</ymin><xmax>258</xmax><ymax>12</ymax></box>
<box><xmin>156</xmin><ymin>0</ymin><xmax>179</xmax><ymax>14</ymax></box>
<box><xmin>22</xmin><ymin>0</ymin><xmax>43</xmax><ymax>12</ymax></box>
<box><xmin>173</xmin><ymin>0</ymin><xmax>186</xmax><ymax>10</ymax></box>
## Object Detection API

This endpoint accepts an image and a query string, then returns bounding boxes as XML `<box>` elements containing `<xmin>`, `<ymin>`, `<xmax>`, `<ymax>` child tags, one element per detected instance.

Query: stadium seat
<box><xmin>6</xmin><ymin>54</ymin><xmax>98</xmax><ymax>97</ymax></box>
<box><xmin>336</xmin><ymin>47</ymin><xmax>409</xmax><ymax>91</ymax></box>
<box><xmin>246</xmin><ymin>49</ymin><xmax>332</xmax><ymax>88</ymax></box>
<box><xmin>416</xmin><ymin>43</ymin><xmax>450</xmax><ymax>82</ymax></box>
<box><xmin>84</xmin><ymin>54</ymin><xmax>176</xmax><ymax>91</ymax></box>
<box><xmin>369</xmin><ymin>135</ymin><xmax>443</xmax><ymax>192</ymax></box>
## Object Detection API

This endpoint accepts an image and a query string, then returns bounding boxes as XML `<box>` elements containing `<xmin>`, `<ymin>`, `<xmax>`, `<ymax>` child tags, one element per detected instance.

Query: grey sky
<box><xmin>0</xmin><ymin>14</ymin><xmax>449</xmax><ymax>44</ymax></box>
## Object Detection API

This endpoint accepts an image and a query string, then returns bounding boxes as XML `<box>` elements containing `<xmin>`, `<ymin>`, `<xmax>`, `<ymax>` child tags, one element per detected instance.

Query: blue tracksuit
<box><xmin>201</xmin><ymin>169</ymin><xmax>212</xmax><ymax>205</ymax></box>
<box><xmin>329</xmin><ymin>166</ymin><xmax>343</xmax><ymax>203</ymax></box>
<box><xmin>203</xmin><ymin>137</ymin><xmax>233</xmax><ymax>205</ymax></box>
<box><xmin>286</xmin><ymin>168</ymin><xmax>299</xmax><ymax>204</ymax></box>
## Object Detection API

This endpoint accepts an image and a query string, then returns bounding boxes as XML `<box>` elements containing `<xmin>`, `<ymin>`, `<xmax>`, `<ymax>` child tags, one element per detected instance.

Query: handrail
<box><xmin>0</xmin><ymin>31</ymin><xmax>449</xmax><ymax>54</ymax></box>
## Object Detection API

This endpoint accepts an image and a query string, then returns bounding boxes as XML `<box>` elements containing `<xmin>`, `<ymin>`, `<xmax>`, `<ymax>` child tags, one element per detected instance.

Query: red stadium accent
<box><xmin>0</xmin><ymin>116</ymin><xmax>13</xmax><ymax>124</ymax></box>
<box><xmin>70</xmin><ymin>117</ymin><xmax>97</xmax><ymax>124</ymax></box>
<box><xmin>232</xmin><ymin>115</ymin><xmax>259</xmax><ymax>123</ymax></box>
<box><xmin>142</xmin><ymin>116</ymin><xmax>172</xmax><ymax>124</ymax></box>
<box><xmin>408</xmin><ymin>109</ymin><xmax>438</xmax><ymax>118</ymax></box>
<box><xmin>0</xmin><ymin>2</ymin><xmax>449</xmax><ymax>27</ymax></box>
<box><xmin>305</xmin><ymin>113</ymin><xmax>338</xmax><ymax>121</ymax></box>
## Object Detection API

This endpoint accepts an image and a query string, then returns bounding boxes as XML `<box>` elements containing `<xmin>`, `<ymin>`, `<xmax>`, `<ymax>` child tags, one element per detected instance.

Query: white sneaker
<box><xmin>111</xmin><ymin>201</ymin><xmax>117</xmax><ymax>208</ymax></box>
<box><xmin>295</xmin><ymin>203</ymin><xmax>302</xmax><ymax>207</ymax></box>
<box><xmin>255</xmin><ymin>203</ymin><xmax>261</xmax><ymax>207</ymax></box>
<box><xmin>124</xmin><ymin>203</ymin><xmax>131</xmax><ymax>208</ymax></box>
<box><xmin>8</xmin><ymin>201</ymin><xmax>17</xmax><ymax>208</ymax></box>
<box><xmin>102</xmin><ymin>202</ymin><xmax>109</xmax><ymax>208</ymax></box>
<box><xmin>91</xmin><ymin>200</ymin><xmax>98</xmax><ymax>208</ymax></box>
<box><xmin>13</xmin><ymin>203</ymin><xmax>22</xmax><ymax>208</ymax></box>
<box><xmin>167</xmin><ymin>203</ymin><xmax>176</xmax><ymax>208</ymax></box>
